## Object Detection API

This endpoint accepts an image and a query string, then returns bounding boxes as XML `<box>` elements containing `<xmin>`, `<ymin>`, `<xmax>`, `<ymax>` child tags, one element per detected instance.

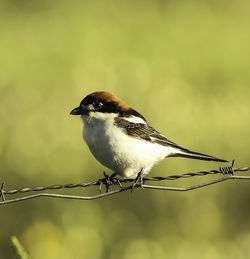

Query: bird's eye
<box><xmin>94</xmin><ymin>101</ymin><xmax>103</xmax><ymax>109</ymax></box>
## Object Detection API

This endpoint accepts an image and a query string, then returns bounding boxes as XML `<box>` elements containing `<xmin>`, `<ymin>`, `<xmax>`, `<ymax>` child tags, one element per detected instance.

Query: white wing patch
<box><xmin>123</xmin><ymin>116</ymin><xmax>147</xmax><ymax>124</ymax></box>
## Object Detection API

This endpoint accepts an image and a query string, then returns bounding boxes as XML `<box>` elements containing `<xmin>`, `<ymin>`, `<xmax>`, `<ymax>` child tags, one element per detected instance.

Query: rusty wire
<box><xmin>0</xmin><ymin>163</ymin><xmax>250</xmax><ymax>205</ymax></box>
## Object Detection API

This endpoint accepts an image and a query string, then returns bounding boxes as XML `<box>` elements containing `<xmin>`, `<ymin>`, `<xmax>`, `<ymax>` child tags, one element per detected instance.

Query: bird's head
<box><xmin>70</xmin><ymin>91</ymin><xmax>146</xmax><ymax>121</ymax></box>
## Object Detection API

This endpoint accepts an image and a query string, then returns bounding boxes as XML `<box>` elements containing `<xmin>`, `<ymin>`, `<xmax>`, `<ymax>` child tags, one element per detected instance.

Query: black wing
<box><xmin>114</xmin><ymin>117</ymin><xmax>228</xmax><ymax>162</ymax></box>
<box><xmin>114</xmin><ymin>117</ymin><xmax>182</xmax><ymax>148</ymax></box>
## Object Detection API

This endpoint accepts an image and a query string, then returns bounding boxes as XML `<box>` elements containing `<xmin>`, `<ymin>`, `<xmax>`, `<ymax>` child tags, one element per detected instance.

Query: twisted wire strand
<box><xmin>1</xmin><ymin>166</ymin><xmax>249</xmax><ymax>198</ymax></box>
<box><xmin>0</xmin><ymin>174</ymin><xmax>250</xmax><ymax>205</ymax></box>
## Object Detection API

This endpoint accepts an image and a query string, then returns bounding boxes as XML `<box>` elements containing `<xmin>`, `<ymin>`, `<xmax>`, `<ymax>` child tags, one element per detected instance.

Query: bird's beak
<box><xmin>70</xmin><ymin>106</ymin><xmax>87</xmax><ymax>115</ymax></box>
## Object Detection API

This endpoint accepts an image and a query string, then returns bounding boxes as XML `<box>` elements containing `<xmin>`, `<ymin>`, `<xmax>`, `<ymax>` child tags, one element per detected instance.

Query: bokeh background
<box><xmin>0</xmin><ymin>0</ymin><xmax>250</xmax><ymax>258</ymax></box>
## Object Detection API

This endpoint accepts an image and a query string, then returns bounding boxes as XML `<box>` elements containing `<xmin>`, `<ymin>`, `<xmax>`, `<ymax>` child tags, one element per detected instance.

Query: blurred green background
<box><xmin>0</xmin><ymin>0</ymin><xmax>250</xmax><ymax>258</ymax></box>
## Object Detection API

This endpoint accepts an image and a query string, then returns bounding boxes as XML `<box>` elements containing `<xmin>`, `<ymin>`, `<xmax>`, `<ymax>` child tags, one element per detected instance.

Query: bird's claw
<box><xmin>98</xmin><ymin>172</ymin><xmax>122</xmax><ymax>193</ymax></box>
<box><xmin>131</xmin><ymin>170</ymin><xmax>144</xmax><ymax>193</ymax></box>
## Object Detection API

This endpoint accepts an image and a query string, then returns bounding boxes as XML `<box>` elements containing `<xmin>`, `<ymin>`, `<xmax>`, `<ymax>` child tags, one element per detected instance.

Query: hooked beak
<box><xmin>70</xmin><ymin>106</ymin><xmax>87</xmax><ymax>115</ymax></box>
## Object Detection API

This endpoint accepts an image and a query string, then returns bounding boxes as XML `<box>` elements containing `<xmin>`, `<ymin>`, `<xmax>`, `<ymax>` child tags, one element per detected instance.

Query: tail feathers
<box><xmin>169</xmin><ymin>149</ymin><xmax>228</xmax><ymax>162</ymax></box>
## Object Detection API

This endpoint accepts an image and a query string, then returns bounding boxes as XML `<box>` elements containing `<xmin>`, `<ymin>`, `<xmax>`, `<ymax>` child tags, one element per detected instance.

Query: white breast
<box><xmin>81</xmin><ymin>112</ymin><xmax>172</xmax><ymax>178</ymax></box>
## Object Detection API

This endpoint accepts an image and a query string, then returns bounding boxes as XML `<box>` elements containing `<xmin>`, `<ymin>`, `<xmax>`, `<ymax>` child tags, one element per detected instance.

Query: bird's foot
<box><xmin>131</xmin><ymin>169</ymin><xmax>144</xmax><ymax>192</ymax></box>
<box><xmin>98</xmin><ymin>172</ymin><xmax>122</xmax><ymax>192</ymax></box>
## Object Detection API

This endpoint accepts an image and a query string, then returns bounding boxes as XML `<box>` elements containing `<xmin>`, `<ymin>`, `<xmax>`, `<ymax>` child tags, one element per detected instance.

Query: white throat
<box><xmin>81</xmin><ymin>112</ymin><xmax>117</xmax><ymax>126</ymax></box>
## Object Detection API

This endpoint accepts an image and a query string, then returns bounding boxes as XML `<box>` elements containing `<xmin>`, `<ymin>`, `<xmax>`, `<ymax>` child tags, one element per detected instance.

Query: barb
<box><xmin>0</xmin><ymin>165</ymin><xmax>249</xmax><ymax>205</ymax></box>
<box><xmin>0</xmin><ymin>182</ymin><xmax>5</xmax><ymax>201</ymax></box>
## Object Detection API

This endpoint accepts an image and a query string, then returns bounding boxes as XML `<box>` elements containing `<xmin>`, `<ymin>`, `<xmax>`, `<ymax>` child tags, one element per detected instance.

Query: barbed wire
<box><xmin>0</xmin><ymin>162</ymin><xmax>250</xmax><ymax>205</ymax></box>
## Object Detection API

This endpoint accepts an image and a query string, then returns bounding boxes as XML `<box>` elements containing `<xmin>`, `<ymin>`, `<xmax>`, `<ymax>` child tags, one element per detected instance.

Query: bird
<box><xmin>70</xmin><ymin>91</ymin><xmax>227</xmax><ymax>181</ymax></box>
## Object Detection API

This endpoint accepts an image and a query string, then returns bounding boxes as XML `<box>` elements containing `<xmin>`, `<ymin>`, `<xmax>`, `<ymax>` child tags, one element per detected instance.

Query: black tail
<box><xmin>169</xmin><ymin>149</ymin><xmax>228</xmax><ymax>162</ymax></box>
